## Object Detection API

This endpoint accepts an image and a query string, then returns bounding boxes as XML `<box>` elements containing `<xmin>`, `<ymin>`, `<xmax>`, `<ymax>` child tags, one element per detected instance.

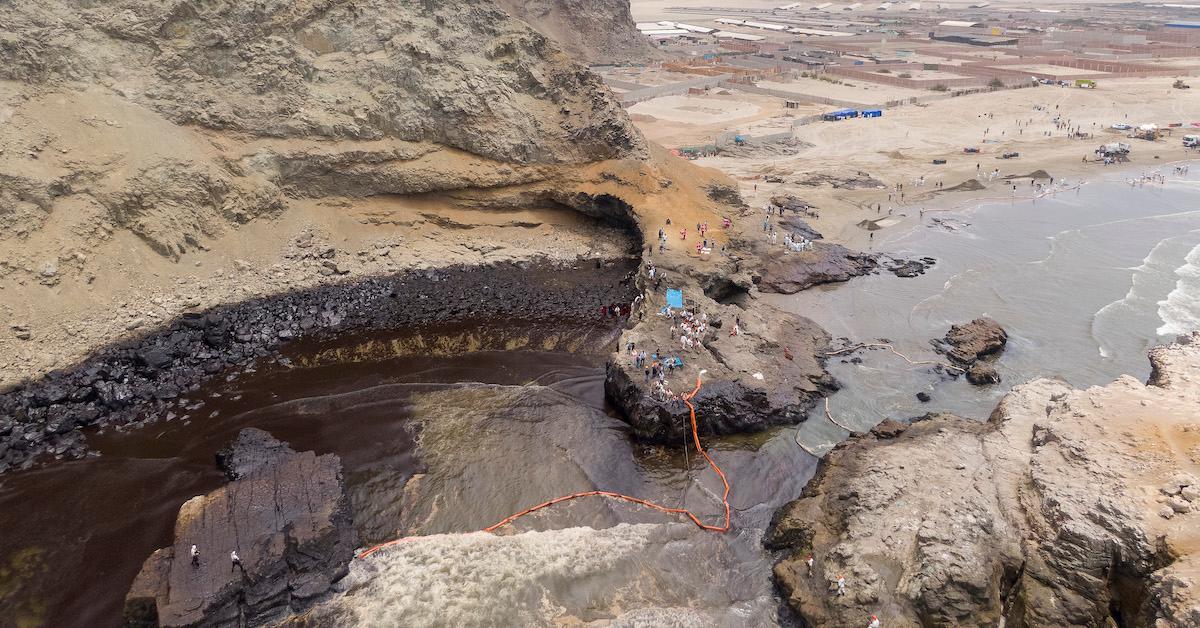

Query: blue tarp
<box><xmin>861</xmin><ymin>109</ymin><xmax>882</xmax><ymax>117</ymax></box>
<box><xmin>666</xmin><ymin>289</ymin><xmax>684</xmax><ymax>309</ymax></box>
<box><xmin>822</xmin><ymin>108</ymin><xmax>858</xmax><ymax>121</ymax></box>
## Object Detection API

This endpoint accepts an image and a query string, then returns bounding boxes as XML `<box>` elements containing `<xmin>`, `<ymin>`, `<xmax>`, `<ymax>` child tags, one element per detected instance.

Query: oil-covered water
<box><xmin>0</xmin><ymin>322</ymin><xmax>815</xmax><ymax>627</ymax></box>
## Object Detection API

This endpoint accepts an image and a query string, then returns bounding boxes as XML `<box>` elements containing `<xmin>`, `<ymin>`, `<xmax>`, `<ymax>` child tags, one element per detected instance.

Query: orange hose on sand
<box><xmin>358</xmin><ymin>376</ymin><xmax>731</xmax><ymax>560</ymax></box>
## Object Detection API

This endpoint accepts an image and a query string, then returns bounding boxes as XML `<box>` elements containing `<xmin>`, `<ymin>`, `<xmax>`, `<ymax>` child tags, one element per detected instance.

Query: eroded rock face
<box><xmin>495</xmin><ymin>0</ymin><xmax>655</xmax><ymax>64</ymax></box>
<box><xmin>767</xmin><ymin>332</ymin><xmax>1200</xmax><ymax>628</ymax></box>
<box><xmin>123</xmin><ymin>429</ymin><xmax>356</xmax><ymax>627</ymax></box>
<box><xmin>0</xmin><ymin>0</ymin><xmax>646</xmax><ymax>258</ymax></box>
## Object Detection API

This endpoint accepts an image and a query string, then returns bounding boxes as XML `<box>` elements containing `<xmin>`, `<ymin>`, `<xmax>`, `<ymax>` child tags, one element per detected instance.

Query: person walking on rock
<box><xmin>191</xmin><ymin>544</ymin><xmax>200</xmax><ymax>568</ymax></box>
<box><xmin>868</xmin><ymin>614</ymin><xmax>880</xmax><ymax>628</ymax></box>
<box><xmin>231</xmin><ymin>550</ymin><xmax>243</xmax><ymax>573</ymax></box>
<box><xmin>806</xmin><ymin>554</ymin><xmax>814</xmax><ymax>577</ymax></box>
<box><xmin>837</xmin><ymin>574</ymin><xmax>846</xmax><ymax>596</ymax></box>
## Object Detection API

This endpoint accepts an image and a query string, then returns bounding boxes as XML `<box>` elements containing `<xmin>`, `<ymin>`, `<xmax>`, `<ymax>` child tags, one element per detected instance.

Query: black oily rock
<box><xmin>215</xmin><ymin>428</ymin><xmax>296</xmax><ymax>481</ymax></box>
<box><xmin>0</xmin><ymin>260</ymin><xmax>637</xmax><ymax>476</ymax></box>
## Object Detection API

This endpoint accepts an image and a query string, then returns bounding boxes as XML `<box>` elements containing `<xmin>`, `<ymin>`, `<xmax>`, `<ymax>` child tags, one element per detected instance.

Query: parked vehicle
<box><xmin>1097</xmin><ymin>142</ymin><xmax>1131</xmax><ymax>157</ymax></box>
<box><xmin>1184</xmin><ymin>135</ymin><xmax>1200</xmax><ymax>148</ymax></box>
<box><xmin>963</xmin><ymin>147</ymin><xmax>980</xmax><ymax>154</ymax></box>
<box><xmin>1000</xmin><ymin>152</ymin><xmax>1019</xmax><ymax>159</ymax></box>
<box><xmin>1111</xmin><ymin>123</ymin><xmax>1132</xmax><ymax>131</ymax></box>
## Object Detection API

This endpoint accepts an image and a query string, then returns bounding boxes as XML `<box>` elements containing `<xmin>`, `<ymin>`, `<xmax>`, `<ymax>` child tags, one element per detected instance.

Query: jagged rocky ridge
<box><xmin>766</xmin><ymin>332</ymin><xmax>1200</xmax><ymax>628</ymax></box>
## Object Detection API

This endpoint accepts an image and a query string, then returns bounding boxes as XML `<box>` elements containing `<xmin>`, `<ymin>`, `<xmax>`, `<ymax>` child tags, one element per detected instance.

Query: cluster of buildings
<box><xmin>623</xmin><ymin>3</ymin><xmax>1200</xmax><ymax>95</ymax></box>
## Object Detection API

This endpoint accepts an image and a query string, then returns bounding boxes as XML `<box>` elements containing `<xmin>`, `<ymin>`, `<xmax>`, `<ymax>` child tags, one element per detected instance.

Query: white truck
<box><xmin>1184</xmin><ymin>135</ymin><xmax>1200</xmax><ymax>148</ymax></box>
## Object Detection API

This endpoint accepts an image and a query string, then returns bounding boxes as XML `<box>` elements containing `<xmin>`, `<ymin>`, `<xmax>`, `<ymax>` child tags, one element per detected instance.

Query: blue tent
<box><xmin>666</xmin><ymin>289</ymin><xmax>684</xmax><ymax>309</ymax></box>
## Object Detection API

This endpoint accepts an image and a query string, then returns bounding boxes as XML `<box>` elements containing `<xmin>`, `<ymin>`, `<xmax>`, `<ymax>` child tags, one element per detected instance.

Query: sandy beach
<box><xmin>627</xmin><ymin>76</ymin><xmax>1200</xmax><ymax>250</ymax></box>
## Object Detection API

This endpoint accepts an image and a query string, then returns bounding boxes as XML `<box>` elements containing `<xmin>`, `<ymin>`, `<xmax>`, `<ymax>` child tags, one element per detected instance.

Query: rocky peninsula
<box><xmin>767</xmin><ymin>332</ymin><xmax>1200</xmax><ymax>628</ymax></box>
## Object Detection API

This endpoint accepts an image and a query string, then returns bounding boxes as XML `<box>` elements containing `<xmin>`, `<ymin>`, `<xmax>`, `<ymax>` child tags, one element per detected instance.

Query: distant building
<box><xmin>931</xmin><ymin>32</ymin><xmax>1017</xmax><ymax>46</ymax></box>
<box><xmin>714</xmin><ymin>31</ymin><xmax>768</xmax><ymax>41</ymax></box>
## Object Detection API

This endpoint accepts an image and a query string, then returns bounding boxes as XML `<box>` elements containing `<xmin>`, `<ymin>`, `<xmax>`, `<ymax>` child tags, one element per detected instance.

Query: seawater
<box><xmin>769</xmin><ymin>164</ymin><xmax>1200</xmax><ymax>452</ymax></box>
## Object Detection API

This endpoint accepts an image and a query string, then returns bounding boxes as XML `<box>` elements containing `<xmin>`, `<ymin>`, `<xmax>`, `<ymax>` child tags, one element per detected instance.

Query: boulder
<box><xmin>123</xmin><ymin>429</ymin><xmax>357</xmax><ymax>627</ymax></box>
<box><xmin>966</xmin><ymin>362</ymin><xmax>1001</xmax><ymax>385</ymax></box>
<box><xmin>933</xmin><ymin>318</ymin><xmax>1007</xmax><ymax>366</ymax></box>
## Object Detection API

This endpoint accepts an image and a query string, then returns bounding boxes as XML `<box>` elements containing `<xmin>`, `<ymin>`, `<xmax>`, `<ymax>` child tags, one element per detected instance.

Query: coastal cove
<box><xmin>4</xmin><ymin>0</ymin><xmax>1200</xmax><ymax>625</ymax></box>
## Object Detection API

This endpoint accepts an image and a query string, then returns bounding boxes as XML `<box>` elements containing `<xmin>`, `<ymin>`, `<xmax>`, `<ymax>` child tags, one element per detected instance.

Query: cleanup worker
<box><xmin>191</xmin><ymin>545</ymin><xmax>200</xmax><ymax>568</ymax></box>
<box><xmin>231</xmin><ymin>550</ymin><xmax>243</xmax><ymax>573</ymax></box>
<box><xmin>868</xmin><ymin>614</ymin><xmax>880</xmax><ymax>628</ymax></box>
<box><xmin>806</xmin><ymin>554</ymin><xmax>814</xmax><ymax>577</ymax></box>
<box><xmin>837</xmin><ymin>574</ymin><xmax>846</xmax><ymax>596</ymax></box>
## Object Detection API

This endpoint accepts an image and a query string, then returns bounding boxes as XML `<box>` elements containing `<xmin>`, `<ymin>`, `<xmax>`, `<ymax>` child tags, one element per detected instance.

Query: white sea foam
<box><xmin>1157</xmin><ymin>243</ymin><xmax>1200</xmax><ymax>337</ymax></box>
<box><xmin>325</xmin><ymin>524</ymin><xmax>770</xmax><ymax>627</ymax></box>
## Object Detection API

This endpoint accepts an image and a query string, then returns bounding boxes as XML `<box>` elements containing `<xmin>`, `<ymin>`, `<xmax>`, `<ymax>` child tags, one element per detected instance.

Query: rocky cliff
<box><xmin>0</xmin><ymin>0</ymin><xmax>849</xmax><ymax>475</ymax></box>
<box><xmin>0</xmin><ymin>0</ymin><xmax>644</xmax><ymax>257</ymax></box>
<box><xmin>495</xmin><ymin>0</ymin><xmax>656</xmax><ymax>64</ymax></box>
<box><xmin>767</xmin><ymin>332</ymin><xmax>1200</xmax><ymax>627</ymax></box>
<box><xmin>0</xmin><ymin>0</ymin><xmax>650</xmax><ymax>386</ymax></box>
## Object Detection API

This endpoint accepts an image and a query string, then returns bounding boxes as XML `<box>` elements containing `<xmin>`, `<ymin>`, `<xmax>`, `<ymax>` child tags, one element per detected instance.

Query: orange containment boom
<box><xmin>357</xmin><ymin>375</ymin><xmax>731</xmax><ymax>560</ymax></box>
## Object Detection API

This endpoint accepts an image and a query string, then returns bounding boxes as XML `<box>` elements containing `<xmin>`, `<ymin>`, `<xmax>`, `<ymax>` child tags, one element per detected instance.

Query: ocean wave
<box><xmin>1157</xmin><ymin>243</ymin><xmax>1200</xmax><ymax>337</ymax></box>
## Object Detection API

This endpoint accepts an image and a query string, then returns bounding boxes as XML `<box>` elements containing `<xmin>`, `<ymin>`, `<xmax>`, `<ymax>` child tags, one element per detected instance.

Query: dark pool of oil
<box><xmin>0</xmin><ymin>322</ymin><xmax>815</xmax><ymax>627</ymax></box>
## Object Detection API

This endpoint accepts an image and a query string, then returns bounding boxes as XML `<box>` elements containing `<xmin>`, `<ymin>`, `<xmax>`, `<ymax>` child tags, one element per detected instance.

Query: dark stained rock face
<box><xmin>123</xmin><ymin>430</ymin><xmax>356</xmax><ymax>627</ymax></box>
<box><xmin>934</xmin><ymin>317</ymin><xmax>1008</xmax><ymax>366</ymax></box>
<box><xmin>215</xmin><ymin>427</ymin><xmax>299</xmax><ymax>481</ymax></box>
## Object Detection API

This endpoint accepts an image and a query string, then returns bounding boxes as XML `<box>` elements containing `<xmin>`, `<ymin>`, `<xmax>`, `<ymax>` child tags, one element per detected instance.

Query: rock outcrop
<box><xmin>767</xmin><ymin>332</ymin><xmax>1200</xmax><ymax>628</ymax></box>
<box><xmin>495</xmin><ymin>0</ymin><xmax>655</xmax><ymax>64</ymax></box>
<box><xmin>0</xmin><ymin>0</ymin><xmax>645</xmax><ymax>258</ymax></box>
<box><xmin>606</xmin><ymin>299</ymin><xmax>837</xmax><ymax>442</ymax></box>
<box><xmin>123</xmin><ymin>429</ymin><xmax>356</xmax><ymax>627</ymax></box>
<box><xmin>933</xmin><ymin>317</ymin><xmax>1008</xmax><ymax>366</ymax></box>
<box><xmin>755</xmin><ymin>242</ymin><xmax>878</xmax><ymax>294</ymax></box>
<box><xmin>752</xmin><ymin>217</ymin><xmax>933</xmax><ymax>294</ymax></box>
